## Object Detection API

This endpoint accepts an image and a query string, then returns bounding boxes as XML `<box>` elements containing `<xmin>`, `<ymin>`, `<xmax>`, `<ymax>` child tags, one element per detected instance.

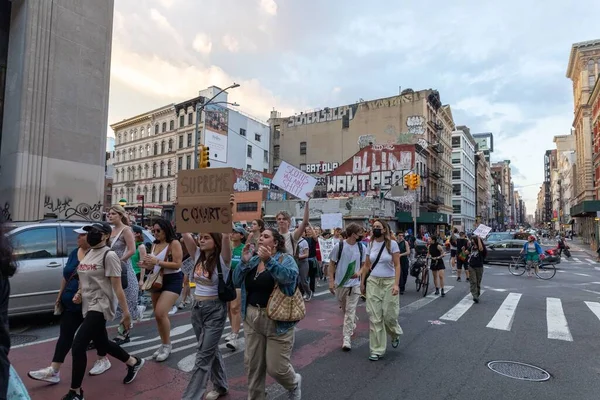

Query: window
<box><xmin>146</xmin><ymin>144</ymin><xmax>150</xmax><ymax>156</ymax></box>
<box><xmin>152</xmin><ymin>163</ymin><xmax>157</xmax><ymax>177</ymax></box>
<box><xmin>453</xmin><ymin>184</ymin><xmax>461</xmax><ymax>195</ymax></box>
<box><xmin>452</xmin><ymin>169</ymin><xmax>461</xmax><ymax>179</ymax></box>
<box><xmin>186</xmin><ymin>155</ymin><xmax>191</xmax><ymax>169</ymax></box>
<box><xmin>167</xmin><ymin>160</ymin><xmax>172</xmax><ymax>176</ymax></box>
<box><xmin>137</xmin><ymin>165</ymin><xmax>142</xmax><ymax>179</ymax></box>
<box><xmin>153</xmin><ymin>142</ymin><xmax>158</xmax><ymax>155</ymax></box>
<box><xmin>116</xmin><ymin>151</ymin><xmax>120</xmax><ymax>162</ymax></box>
<box><xmin>588</xmin><ymin>59</ymin><xmax>595</xmax><ymax>74</ymax></box>
<box><xmin>187</xmin><ymin>133</ymin><xmax>192</xmax><ymax>147</ymax></box>
<box><xmin>139</xmin><ymin>146</ymin><xmax>144</xmax><ymax>158</ymax></box>
<box><xmin>300</xmin><ymin>163</ymin><xmax>306</xmax><ymax>171</ymax></box>
<box><xmin>168</xmin><ymin>139</ymin><xmax>173</xmax><ymax>152</ymax></box>
<box><xmin>452</xmin><ymin>200</ymin><xmax>461</xmax><ymax>214</ymax></box>
<box><xmin>264</xmin><ymin>150</ymin><xmax>269</xmax><ymax>163</ymax></box>
<box><xmin>178</xmin><ymin>157</ymin><xmax>183</xmax><ymax>171</ymax></box>
<box><xmin>155</xmin><ymin>124</ymin><xmax>159</xmax><ymax>135</ymax></box>
<box><xmin>300</xmin><ymin>141</ymin><xmax>307</xmax><ymax>155</ymax></box>
<box><xmin>188</xmin><ymin>113</ymin><xmax>193</xmax><ymax>125</ymax></box>
<box><xmin>144</xmin><ymin>164</ymin><xmax>149</xmax><ymax>178</ymax></box>
<box><xmin>11</xmin><ymin>228</ymin><xmax>58</xmax><ymax>260</ymax></box>
<box><xmin>159</xmin><ymin>185</ymin><xmax>164</xmax><ymax>203</ymax></box>
<box><xmin>179</xmin><ymin>135</ymin><xmax>183</xmax><ymax>149</ymax></box>
<box><xmin>247</xmin><ymin>144</ymin><xmax>253</xmax><ymax>158</ymax></box>
<box><xmin>273</xmin><ymin>125</ymin><xmax>280</xmax><ymax>139</ymax></box>
<box><xmin>160</xmin><ymin>161</ymin><xmax>165</xmax><ymax>177</ymax></box>
<box><xmin>140</xmin><ymin>127</ymin><xmax>145</xmax><ymax>138</ymax></box>
<box><xmin>169</xmin><ymin>120</ymin><xmax>174</xmax><ymax>131</ymax></box>
<box><xmin>166</xmin><ymin>184</ymin><xmax>171</xmax><ymax>201</ymax></box>
<box><xmin>162</xmin><ymin>122</ymin><xmax>167</xmax><ymax>132</ymax></box>
<box><xmin>246</xmin><ymin>164</ymin><xmax>252</xmax><ymax>170</ymax></box>
<box><xmin>133</xmin><ymin>130</ymin><xmax>137</xmax><ymax>140</ymax></box>
<box><xmin>117</xmin><ymin>134</ymin><xmax>121</xmax><ymax>144</ymax></box>
<box><xmin>179</xmin><ymin>115</ymin><xmax>184</xmax><ymax>127</ymax></box>
<box><xmin>590</xmin><ymin>74</ymin><xmax>596</xmax><ymax>88</ymax></box>
<box><xmin>115</xmin><ymin>170</ymin><xmax>120</xmax><ymax>182</ymax></box>
<box><xmin>151</xmin><ymin>186</ymin><xmax>156</xmax><ymax>202</ymax></box>
<box><xmin>452</xmin><ymin>155</ymin><xmax>460</xmax><ymax>164</ymax></box>
<box><xmin>254</xmin><ymin>133</ymin><xmax>261</xmax><ymax>142</ymax></box>
<box><xmin>237</xmin><ymin>202</ymin><xmax>258</xmax><ymax>212</ymax></box>
<box><xmin>274</xmin><ymin>145</ymin><xmax>280</xmax><ymax>160</ymax></box>
<box><xmin>452</xmin><ymin>137</ymin><xmax>461</xmax><ymax>148</ymax></box>
<box><xmin>161</xmin><ymin>141</ymin><xmax>165</xmax><ymax>154</ymax></box>
<box><xmin>240</xmin><ymin>128</ymin><xmax>246</xmax><ymax>137</ymax></box>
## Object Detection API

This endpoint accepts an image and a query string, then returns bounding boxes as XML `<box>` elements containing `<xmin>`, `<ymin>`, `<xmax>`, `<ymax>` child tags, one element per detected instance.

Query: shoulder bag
<box><xmin>267</xmin><ymin>255</ymin><xmax>306</xmax><ymax>322</ymax></box>
<box><xmin>216</xmin><ymin>256</ymin><xmax>236</xmax><ymax>302</ymax></box>
<box><xmin>141</xmin><ymin>244</ymin><xmax>170</xmax><ymax>291</ymax></box>
<box><xmin>110</xmin><ymin>228</ymin><xmax>128</xmax><ymax>289</ymax></box>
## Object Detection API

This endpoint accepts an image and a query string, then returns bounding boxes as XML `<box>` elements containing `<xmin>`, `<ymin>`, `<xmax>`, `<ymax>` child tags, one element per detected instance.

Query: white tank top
<box><xmin>153</xmin><ymin>243</ymin><xmax>181</xmax><ymax>275</ymax></box>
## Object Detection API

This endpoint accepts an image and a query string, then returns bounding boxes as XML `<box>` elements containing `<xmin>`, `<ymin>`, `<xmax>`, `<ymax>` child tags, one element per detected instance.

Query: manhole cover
<box><xmin>10</xmin><ymin>334</ymin><xmax>38</xmax><ymax>346</ymax></box>
<box><xmin>487</xmin><ymin>361</ymin><xmax>550</xmax><ymax>382</ymax></box>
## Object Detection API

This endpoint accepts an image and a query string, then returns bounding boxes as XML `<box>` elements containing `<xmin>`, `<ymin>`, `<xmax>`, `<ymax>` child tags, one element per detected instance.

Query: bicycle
<box><xmin>508</xmin><ymin>256</ymin><xmax>556</xmax><ymax>280</ymax></box>
<box><xmin>412</xmin><ymin>255</ymin><xmax>430</xmax><ymax>297</ymax></box>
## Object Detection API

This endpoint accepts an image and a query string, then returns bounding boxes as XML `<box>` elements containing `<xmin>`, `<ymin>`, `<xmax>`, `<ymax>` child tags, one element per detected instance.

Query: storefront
<box><xmin>395</xmin><ymin>211</ymin><xmax>451</xmax><ymax>237</ymax></box>
<box><xmin>570</xmin><ymin>200</ymin><xmax>600</xmax><ymax>249</ymax></box>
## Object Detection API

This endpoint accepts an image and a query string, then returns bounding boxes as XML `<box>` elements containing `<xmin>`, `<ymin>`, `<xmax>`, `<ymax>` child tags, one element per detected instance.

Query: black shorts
<box><xmin>457</xmin><ymin>258</ymin><xmax>468</xmax><ymax>269</ymax></box>
<box><xmin>430</xmin><ymin>259</ymin><xmax>446</xmax><ymax>271</ymax></box>
<box><xmin>154</xmin><ymin>271</ymin><xmax>184</xmax><ymax>295</ymax></box>
<box><xmin>450</xmin><ymin>249</ymin><xmax>457</xmax><ymax>257</ymax></box>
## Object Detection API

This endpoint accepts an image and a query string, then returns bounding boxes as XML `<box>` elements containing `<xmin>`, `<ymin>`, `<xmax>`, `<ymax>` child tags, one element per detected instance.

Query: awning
<box><xmin>395</xmin><ymin>211</ymin><xmax>451</xmax><ymax>225</ymax></box>
<box><xmin>570</xmin><ymin>200</ymin><xmax>600</xmax><ymax>217</ymax></box>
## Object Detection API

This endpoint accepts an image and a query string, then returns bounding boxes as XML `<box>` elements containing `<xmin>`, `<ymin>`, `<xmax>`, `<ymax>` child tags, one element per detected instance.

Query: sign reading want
<box><xmin>176</xmin><ymin>168</ymin><xmax>234</xmax><ymax>233</ymax></box>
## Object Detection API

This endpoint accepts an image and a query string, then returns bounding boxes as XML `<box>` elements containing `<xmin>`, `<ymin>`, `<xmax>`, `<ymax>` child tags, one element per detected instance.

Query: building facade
<box><xmin>474</xmin><ymin>151</ymin><xmax>491</xmax><ymax>225</ymax></box>
<box><xmin>558</xmin><ymin>151</ymin><xmax>576</xmax><ymax>229</ymax></box>
<box><xmin>0</xmin><ymin>0</ymin><xmax>114</xmax><ymax>221</ymax></box>
<box><xmin>269</xmin><ymin>88</ymin><xmax>454</xmax><ymax>227</ymax></box>
<box><xmin>491</xmin><ymin>161</ymin><xmax>513</xmax><ymax>228</ymax></box>
<box><xmin>111</xmin><ymin>87</ymin><xmax>270</xmax><ymax>221</ymax></box>
<box><xmin>451</xmin><ymin>128</ymin><xmax>476</xmax><ymax>231</ymax></box>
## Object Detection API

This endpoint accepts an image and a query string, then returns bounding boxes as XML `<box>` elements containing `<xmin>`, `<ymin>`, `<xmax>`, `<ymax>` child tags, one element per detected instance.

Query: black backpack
<box><xmin>336</xmin><ymin>240</ymin><xmax>364</xmax><ymax>264</ymax></box>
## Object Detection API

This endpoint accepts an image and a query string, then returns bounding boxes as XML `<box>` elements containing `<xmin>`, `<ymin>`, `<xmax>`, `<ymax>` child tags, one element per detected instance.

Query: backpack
<box><xmin>450</xmin><ymin>234</ymin><xmax>457</xmax><ymax>247</ymax></box>
<box><xmin>336</xmin><ymin>240</ymin><xmax>364</xmax><ymax>265</ymax></box>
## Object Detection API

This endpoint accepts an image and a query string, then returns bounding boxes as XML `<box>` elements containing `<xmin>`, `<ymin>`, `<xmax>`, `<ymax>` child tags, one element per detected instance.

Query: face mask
<box><xmin>373</xmin><ymin>229</ymin><xmax>383</xmax><ymax>238</ymax></box>
<box><xmin>86</xmin><ymin>231</ymin><xmax>104</xmax><ymax>247</ymax></box>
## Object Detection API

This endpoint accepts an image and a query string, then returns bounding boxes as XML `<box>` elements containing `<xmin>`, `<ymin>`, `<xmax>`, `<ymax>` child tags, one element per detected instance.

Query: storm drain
<box><xmin>487</xmin><ymin>361</ymin><xmax>551</xmax><ymax>382</ymax></box>
<box><xmin>10</xmin><ymin>334</ymin><xmax>38</xmax><ymax>346</ymax></box>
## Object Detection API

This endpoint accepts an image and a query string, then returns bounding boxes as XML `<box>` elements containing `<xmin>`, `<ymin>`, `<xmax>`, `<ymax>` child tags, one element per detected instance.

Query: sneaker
<box><xmin>61</xmin><ymin>389</ymin><xmax>84</xmax><ymax>400</ymax></box>
<box><xmin>137</xmin><ymin>305</ymin><xmax>146</xmax><ymax>320</ymax></box>
<box><xmin>288</xmin><ymin>373</ymin><xmax>302</xmax><ymax>400</ymax></box>
<box><xmin>155</xmin><ymin>343</ymin><xmax>172</xmax><ymax>362</ymax></box>
<box><xmin>226</xmin><ymin>333</ymin><xmax>238</xmax><ymax>351</ymax></box>
<box><xmin>391</xmin><ymin>335</ymin><xmax>400</xmax><ymax>348</ymax></box>
<box><xmin>123</xmin><ymin>357</ymin><xmax>145</xmax><ymax>384</ymax></box>
<box><xmin>473</xmin><ymin>297</ymin><xmax>479</xmax><ymax>303</ymax></box>
<box><xmin>168</xmin><ymin>306</ymin><xmax>178</xmax><ymax>315</ymax></box>
<box><xmin>306</xmin><ymin>291</ymin><xmax>313</xmax><ymax>301</ymax></box>
<box><xmin>205</xmin><ymin>389</ymin><xmax>228</xmax><ymax>400</ymax></box>
<box><xmin>434</xmin><ymin>288</ymin><xmax>440</xmax><ymax>295</ymax></box>
<box><xmin>28</xmin><ymin>366</ymin><xmax>60</xmax><ymax>384</ymax></box>
<box><xmin>113</xmin><ymin>334</ymin><xmax>130</xmax><ymax>346</ymax></box>
<box><xmin>342</xmin><ymin>336</ymin><xmax>351</xmax><ymax>351</ymax></box>
<box><xmin>441</xmin><ymin>288</ymin><xmax>445</xmax><ymax>297</ymax></box>
<box><xmin>88</xmin><ymin>358</ymin><xmax>111</xmax><ymax>376</ymax></box>
<box><xmin>151</xmin><ymin>344</ymin><xmax>163</xmax><ymax>359</ymax></box>
<box><xmin>457</xmin><ymin>277</ymin><xmax>461</xmax><ymax>282</ymax></box>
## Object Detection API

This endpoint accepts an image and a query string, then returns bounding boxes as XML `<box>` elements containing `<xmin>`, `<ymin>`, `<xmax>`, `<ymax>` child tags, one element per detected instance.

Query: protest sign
<box><xmin>472</xmin><ymin>224</ymin><xmax>492</xmax><ymax>238</ymax></box>
<box><xmin>321</xmin><ymin>213</ymin><xmax>343</xmax><ymax>230</ymax></box>
<box><xmin>176</xmin><ymin>168</ymin><xmax>234</xmax><ymax>233</ymax></box>
<box><xmin>272</xmin><ymin>161</ymin><xmax>317</xmax><ymax>201</ymax></box>
<box><xmin>318</xmin><ymin>237</ymin><xmax>337</xmax><ymax>263</ymax></box>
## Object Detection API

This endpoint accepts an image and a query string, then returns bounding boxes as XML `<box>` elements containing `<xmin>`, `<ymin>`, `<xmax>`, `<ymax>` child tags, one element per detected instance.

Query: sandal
<box><xmin>368</xmin><ymin>354</ymin><xmax>382</xmax><ymax>361</ymax></box>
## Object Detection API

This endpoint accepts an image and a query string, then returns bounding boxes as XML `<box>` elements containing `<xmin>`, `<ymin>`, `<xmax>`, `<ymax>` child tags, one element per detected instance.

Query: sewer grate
<box><xmin>487</xmin><ymin>361</ymin><xmax>551</xmax><ymax>382</ymax></box>
<box><xmin>10</xmin><ymin>334</ymin><xmax>38</xmax><ymax>346</ymax></box>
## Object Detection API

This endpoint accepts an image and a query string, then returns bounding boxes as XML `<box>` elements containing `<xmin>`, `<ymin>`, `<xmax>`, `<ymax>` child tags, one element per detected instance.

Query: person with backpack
<box><xmin>465</xmin><ymin>235</ymin><xmax>486</xmax><ymax>303</ymax></box>
<box><xmin>455</xmin><ymin>232</ymin><xmax>470</xmax><ymax>282</ymax></box>
<box><xmin>328</xmin><ymin>224</ymin><xmax>366</xmax><ymax>351</ymax></box>
<box><xmin>396</xmin><ymin>232</ymin><xmax>411</xmax><ymax>295</ymax></box>
<box><xmin>449</xmin><ymin>228</ymin><xmax>458</xmax><ymax>274</ymax></box>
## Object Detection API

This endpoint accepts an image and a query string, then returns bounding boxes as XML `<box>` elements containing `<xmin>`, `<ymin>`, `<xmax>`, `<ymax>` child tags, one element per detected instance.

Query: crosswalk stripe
<box><xmin>575</xmin><ymin>273</ymin><xmax>591</xmax><ymax>277</ymax></box>
<box><xmin>586</xmin><ymin>258</ymin><xmax>597</xmax><ymax>264</ymax></box>
<box><xmin>486</xmin><ymin>293</ymin><xmax>521</xmax><ymax>331</ymax></box>
<box><xmin>584</xmin><ymin>301</ymin><xmax>600</xmax><ymax>321</ymax></box>
<box><xmin>546</xmin><ymin>298</ymin><xmax>573</xmax><ymax>342</ymax></box>
<box><xmin>400</xmin><ymin>286</ymin><xmax>454</xmax><ymax>314</ymax></box>
<box><xmin>572</xmin><ymin>257</ymin><xmax>580</xmax><ymax>261</ymax></box>
<box><xmin>440</xmin><ymin>291</ymin><xmax>485</xmax><ymax>322</ymax></box>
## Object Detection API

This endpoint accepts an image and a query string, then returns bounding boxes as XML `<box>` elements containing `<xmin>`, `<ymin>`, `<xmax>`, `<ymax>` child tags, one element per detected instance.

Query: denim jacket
<box><xmin>522</xmin><ymin>241</ymin><xmax>543</xmax><ymax>255</ymax></box>
<box><xmin>233</xmin><ymin>252</ymin><xmax>299</xmax><ymax>335</ymax></box>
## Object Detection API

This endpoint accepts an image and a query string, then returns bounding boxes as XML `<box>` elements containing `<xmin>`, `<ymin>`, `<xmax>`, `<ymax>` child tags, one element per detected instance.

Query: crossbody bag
<box><xmin>266</xmin><ymin>255</ymin><xmax>306</xmax><ymax>322</ymax></box>
<box><xmin>141</xmin><ymin>243</ymin><xmax>171</xmax><ymax>291</ymax></box>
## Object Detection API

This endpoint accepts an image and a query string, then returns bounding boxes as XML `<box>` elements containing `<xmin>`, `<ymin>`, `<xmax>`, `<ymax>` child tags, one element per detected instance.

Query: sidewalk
<box><xmin>567</xmin><ymin>238</ymin><xmax>598</xmax><ymax>259</ymax></box>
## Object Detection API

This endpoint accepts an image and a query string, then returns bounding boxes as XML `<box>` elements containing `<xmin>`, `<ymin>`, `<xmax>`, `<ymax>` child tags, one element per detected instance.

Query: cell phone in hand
<box><xmin>118</xmin><ymin>323</ymin><xmax>129</xmax><ymax>336</ymax></box>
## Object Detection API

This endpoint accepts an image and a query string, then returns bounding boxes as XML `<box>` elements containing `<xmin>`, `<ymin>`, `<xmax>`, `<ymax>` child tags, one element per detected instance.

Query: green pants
<box><xmin>468</xmin><ymin>266</ymin><xmax>484</xmax><ymax>300</ymax></box>
<box><xmin>525</xmin><ymin>252</ymin><xmax>539</xmax><ymax>262</ymax></box>
<box><xmin>365</xmin><ymin>276</ymin><xmax>403</xmax><ymax>356</ymax></box>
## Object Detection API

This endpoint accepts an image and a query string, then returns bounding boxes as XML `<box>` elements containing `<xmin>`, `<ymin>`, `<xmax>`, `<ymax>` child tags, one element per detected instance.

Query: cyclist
<box><xmin>520</xmin><ymin>235</ymin><xmax>543</xmax><ymax>277</ymax></box>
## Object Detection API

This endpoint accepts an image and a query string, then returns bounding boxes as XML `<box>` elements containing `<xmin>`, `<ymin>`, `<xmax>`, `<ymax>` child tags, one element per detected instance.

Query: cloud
<box><xmin>259</xmin><ymin>0</ymin><xmax>277</xmax><ymax>16</ymax></box>
<box><xmin>149</xmin><ymin>8</ymin><xmax>183</xmax><ymax>47</ymax></box>
<box><xmin>192</xmin><ymin>33</ymin><xmax>212</xmax><ymax>55</ymax></box>
<box><xmin>222</xmin><ymin>34</ymin><xmax>240</xmax><ymax>53</ymax></box>
<box><xmin>157</xmin><ymin>0</ymin><xmax>175</xmax><ymax>8</ymax></box>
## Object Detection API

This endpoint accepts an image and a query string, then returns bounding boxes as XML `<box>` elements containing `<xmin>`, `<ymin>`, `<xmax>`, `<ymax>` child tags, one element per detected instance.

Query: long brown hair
<box><xmin>109</xmin><ymin>205</ymin><xmax>130</xmax><ymax>226</ymax></box>
<box><xmin>195</xmin><ymin>232</ymin><xmax>223</xmax><ymax>279</ymax></box>
<box><xmin>370</xmin><ymin>219</ymin><xmax>392</xmax><ymax>254</ymax></box>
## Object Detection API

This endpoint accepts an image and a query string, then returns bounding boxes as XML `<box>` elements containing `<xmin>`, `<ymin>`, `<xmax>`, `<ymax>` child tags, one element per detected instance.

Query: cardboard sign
<box><xmin>272</xmin><ymin>161</ymin><xmax>317</xmax><ymax>201</ymax></box>
<box><xmin>176</xmin><ymin>168</ymin><xmax>234</xmax><ymax>233</ymax></box>
<box><xmin>318</xmin><ymin>237</ymin><xmax>337</xmax><ymax>263</ymax></box>
<box><xmin>472</xmin><ymin>224</ymin><xmax>492</xmax><ymax>238</ymax></box>
<box><xmin>321</xmin><ymin>213</ymin><xmax>343</xmax><ymax>230</ymax></box>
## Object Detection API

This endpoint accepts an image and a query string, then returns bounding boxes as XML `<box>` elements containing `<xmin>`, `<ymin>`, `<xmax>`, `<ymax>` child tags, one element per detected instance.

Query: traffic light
<box><xmin>415</xmin><ymin>174</ymin><xmax>421</xmax><ymax>188</ymax></box>
<box><xmin>198</xmin><ymin>145</ymin><xmax>210</xmax><ymax>168</ymax></box>
<box><xmin>404</xmin><ymin>174</ymin><xmax>411</xmax><ymax>188</ymax></box>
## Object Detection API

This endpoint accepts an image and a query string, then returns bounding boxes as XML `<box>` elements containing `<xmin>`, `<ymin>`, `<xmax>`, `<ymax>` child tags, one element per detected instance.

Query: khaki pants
<box><xmin>366</xmin><ymin>276</ymin><xmax>403</xmax><ymax>356</ymax></box>
<box><xmin>335</xmin><ymin>286</ymin><xmax>361</xmax><ymax>340</ymax></box>
<box><xmin>468</xmin><ymin>266</ymin><xmax>484</xmax><ymax>300</ymax></box>
<box><xmin>244</xmin><ymin>305</ymin><xmax>297</xmax><ymax>400</ymax></box>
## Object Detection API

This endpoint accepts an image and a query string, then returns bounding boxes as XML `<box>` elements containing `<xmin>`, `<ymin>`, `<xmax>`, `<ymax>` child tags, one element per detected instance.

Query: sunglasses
<box><xmin>152</xmin><ymin>229</ymin><xmax>162</xmax><ymax>234</ymax></box>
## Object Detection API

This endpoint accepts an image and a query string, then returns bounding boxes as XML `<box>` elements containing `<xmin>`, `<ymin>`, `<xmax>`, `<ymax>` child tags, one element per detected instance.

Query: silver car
<box><xmin>5</xmin><ymin>220</ymin><xmax>155</xmax><ymax>316</ymax></box>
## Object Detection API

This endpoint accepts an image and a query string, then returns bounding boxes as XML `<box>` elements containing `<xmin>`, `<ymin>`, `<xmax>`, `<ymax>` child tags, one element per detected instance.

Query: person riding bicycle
<box><xmin>520</xmin><ymin>235</ymin><xmax>543</xmax><ymax>277</ymax></box>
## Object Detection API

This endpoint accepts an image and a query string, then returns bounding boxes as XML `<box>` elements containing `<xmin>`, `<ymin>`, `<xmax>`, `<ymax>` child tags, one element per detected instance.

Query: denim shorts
<box><xmin>156</xmin><ymin>271</ymin><xmax>184</xmax><ymax>295</ymax></box>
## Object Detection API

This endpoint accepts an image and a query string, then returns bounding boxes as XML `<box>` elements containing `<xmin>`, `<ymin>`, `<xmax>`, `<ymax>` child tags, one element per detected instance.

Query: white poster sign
<box><xmin>272</xmin><ymin>161</ymin><xmax>317</xmax><ymax>201</ymax></box>
<box><xmin>204</xmin><ymin>130</ymin><xmax>228</xmax><ymax>163</ymax></box>
<box><xmin>321</xmin><ymin>213</ymin><xmax>343</xmax><ymax>230</ymax></box>
<box><xmin>473</xmin><ymin>224</ymin><xmax>492</xmax><ymax>238</ymax></box>
<box><xmin>318</xmin><ymin>237</ymin><xmax>337</xmax><ymax>263</ymax></box>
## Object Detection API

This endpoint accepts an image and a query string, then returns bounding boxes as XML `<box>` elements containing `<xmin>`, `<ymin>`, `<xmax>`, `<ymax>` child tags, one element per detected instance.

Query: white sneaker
<box><xmin>27</xmin><ymin>366</ymin><xmax>60</xmax><ymax>384</ymax></box>
<box><xmin>155</xmin><ymin>343</ymin><xmax>172</xmax><ymax>362</ymax></box>
<box><xmin>88</xmin><ymin>358</ymin><xmax>112</xmax><ymax>376</ymax></box>
<box><xmin>288</xmin><ymin>373</ymin><xmax>302</xmax><ymax>400</ymax></box>
<box><xmin>168</xmin><ymin>306</ymin><xmax>178</xmax><ymax>315</ymax></box>
<box><xmin>342</xmin><ymin>336</ymin><xmax>351</xmax><ymax>351</ymax></box>
<box><xmin>137</xmin><ymin>305</ymin><xmax>146</xmax><ymax>321</ymax></box>
<box><xmin>205</xmin><ymin>390</ymin><xmax>228</xmax><ymax>400</ymax></box>
<box><xmin>226</xmin><ymin>333</ymin><xmax>239</xmax><ymax>351</ymax></box>
<box><xmin>151</xmin><ymin>344</ymin><xmax>164</xmax><ymax>359</ymax></box>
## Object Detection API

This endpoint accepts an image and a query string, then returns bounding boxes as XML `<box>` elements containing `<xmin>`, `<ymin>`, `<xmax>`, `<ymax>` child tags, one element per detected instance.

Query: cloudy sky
<box><xmin>108</xmin><ymin>0</ymin><xmax>600</xmax><ymax>213</ymax></box>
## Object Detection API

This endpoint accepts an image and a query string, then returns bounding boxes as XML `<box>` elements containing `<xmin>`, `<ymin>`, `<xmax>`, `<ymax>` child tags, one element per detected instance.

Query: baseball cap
<box><xmin>73</xmin><ymin>227</ymin><xmax>87</xmax><ymax>234</ymax></box>
<box><xmin>82</xmin><ymin>222</ymin><xmax>112</xmax><ymax>235</ymax></box>
<box><xmin>233</xmin><ymin>226</ymin><xmax>247</xmax><ymax>237</ymax></box>
<box><xmin>132</xmin><ymin>225</ymin><xmax>143</xmax><ymax>234</ymax></box>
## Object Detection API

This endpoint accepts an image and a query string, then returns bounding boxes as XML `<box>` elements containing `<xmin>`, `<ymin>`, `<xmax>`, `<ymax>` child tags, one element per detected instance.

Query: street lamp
<box><xmin>193</xmin><ymin>83</ymin><xmax>241</xmax><ymax>169</ymax></box>
<box><xmin>118</xmin><ymin>198</ymin><xmax>127</xmax><ymax>207</ymax></box>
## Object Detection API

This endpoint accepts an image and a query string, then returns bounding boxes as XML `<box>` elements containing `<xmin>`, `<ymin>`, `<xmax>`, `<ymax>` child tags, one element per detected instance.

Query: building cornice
<box><xmin>566</xmin><ymin>39</ymin><xmax>600</xmax><ymax>78</ymax></box>
<box><xmin>110</xmin><ymin>105</ymin><xmax>174</xmax><ymax>131</ymax></box>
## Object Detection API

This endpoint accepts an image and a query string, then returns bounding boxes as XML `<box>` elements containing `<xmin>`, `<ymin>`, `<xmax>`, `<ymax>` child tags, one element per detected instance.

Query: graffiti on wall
<box><xmin>233</xmin><ymin>169</ymin><xmax>270</xmax><ymax>192</ymax></box>
<box><xmin>44</xmin><ymin>196</ymin><xmax>103</xmax><ymax>221</ymax></box>
<box><xmin>287</xmin><ymin>104</ymin><xmax>358</xmax><ymax>128</ymax></box>
<box><xmin>406</xmin><ymin>116</ymin><xmax>425</xmax><ymax>135</ymax></box>
<box><xmin>1</xmin><ymin>202</ymin><xmax>11</xmax><ymax>222</ymax></box>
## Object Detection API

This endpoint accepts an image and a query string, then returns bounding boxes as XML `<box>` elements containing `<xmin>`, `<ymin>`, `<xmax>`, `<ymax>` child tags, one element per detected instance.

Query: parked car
<box><xmin>484</xmin><ymin>239</ymin><xmax>560</xmax><ymax>265</ymax></box>
<box><xmin>5</xmin><ymin>220</ymin><xmax>154</xmax><ymax>317</ymax></box>
<box><xmin>484</xmin><ymin>232</ymin><xmax>531</xmax><ymax>245</ymax></box>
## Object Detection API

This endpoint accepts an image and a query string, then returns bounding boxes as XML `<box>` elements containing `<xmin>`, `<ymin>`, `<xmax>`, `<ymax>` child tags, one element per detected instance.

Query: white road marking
<box><xmin>582</xmin><ymin>289</ymin><xmax>600</xmax><ymax>295</ymax></box>
<box><xmin>122</xmin><ymin>324</ymin><xmax>194</xmax><ymax>348</ymax></box>
<box><xmin>586</xmin><ymin>259</ymin><xmax>597</xmax><ymax>264</ymax></box>
<box><xmin>400</xmin><ymin>286</ymin><xmax>454</xmax><ymax>314</ymax></box>
<box><xmin>483</xmin><ymin>286</ymin><xmax>507</xmax><ymax>292</ymax></box>
<box><xmin>575</xmin><ymin>273</ymin><xmax>592</xmax><ymax>277</ymax></box>
<box><xmin>546</xmin><ymin>298</ymin><xmax>573</xmax><ymax>342</ymax></box>
<box><xmin>572</xmin><ymin>257</ymin><xmax>581</xmax><ymax>262</ymax></box>
<box><xmin>584</xmin><ymin>301</ymin><xmax>600</xmax><ymax>322</ymax></box>
<box><xmin>486</xmin><ymin>293</ymin><xmax>522</xmax><ymax>331</ymax></box>
<box><xmin>440</xmin><ymin>291</ymin><xmax>485</xmax><ymax>322</ymax></box>
<box><xmin>313</xmin><ymin>289</ymin><xmax>332</xmax><ymax>297</ymax></box>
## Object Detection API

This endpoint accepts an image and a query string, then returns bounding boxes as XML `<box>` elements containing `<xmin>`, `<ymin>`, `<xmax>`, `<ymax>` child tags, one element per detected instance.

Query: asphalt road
<box><xmin>9</xmin><ymin>248</ymin><xmax>600</xmax><ymax>399</ymax></box>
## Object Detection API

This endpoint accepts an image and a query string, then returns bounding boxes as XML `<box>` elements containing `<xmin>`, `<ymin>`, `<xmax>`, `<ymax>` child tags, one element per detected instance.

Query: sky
<box><xmin>107</xmin><ymin>0</ymin><xmax>600</xmax><ymax>214</ymax></box>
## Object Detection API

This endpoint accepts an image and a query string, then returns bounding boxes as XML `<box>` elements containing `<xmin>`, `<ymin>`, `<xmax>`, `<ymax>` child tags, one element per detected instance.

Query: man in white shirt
<box><xmin>328</xmin><ymin>224</ymin><xmax>366</xmax><ymax>351</ymax></box>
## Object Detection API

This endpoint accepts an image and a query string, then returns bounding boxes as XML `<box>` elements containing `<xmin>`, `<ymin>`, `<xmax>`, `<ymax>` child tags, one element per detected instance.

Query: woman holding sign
<box><xmin>275</xmin><ymin>194</ymin><xmax>311</xmax><ymax>256</ymax></box>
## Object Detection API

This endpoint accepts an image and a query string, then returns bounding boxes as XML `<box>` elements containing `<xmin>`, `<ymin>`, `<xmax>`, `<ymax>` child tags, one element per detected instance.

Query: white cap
<box><xmin>73</xmin><ymin>228</ymin><xmax>87</xmax><ymax>234</ymax></box>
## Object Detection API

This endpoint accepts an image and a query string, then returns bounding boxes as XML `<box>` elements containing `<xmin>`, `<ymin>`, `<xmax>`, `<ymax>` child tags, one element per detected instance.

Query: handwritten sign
<box><xmin>176</xmin><ymin>168</ymin><xmax>234</xmax><ymax>233</ymax></box>
<box><xmin>472</xmin><ymin>224</ymin><xmax>492</xmax><ymax>238</ymax></box>
<box><xmin>318</xmin><ymin>237</ymin><xmax>337</xmax><ymax>263</ymax></box>
<box><xmin>321</xmin><ymin>213</ymin><xmax>343</xmax><ymax>230</ymax></box>
<box><xmin>272</xmin><ymin>161</ymin><xmax>317</xmax><ymax>201</ymax></box>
